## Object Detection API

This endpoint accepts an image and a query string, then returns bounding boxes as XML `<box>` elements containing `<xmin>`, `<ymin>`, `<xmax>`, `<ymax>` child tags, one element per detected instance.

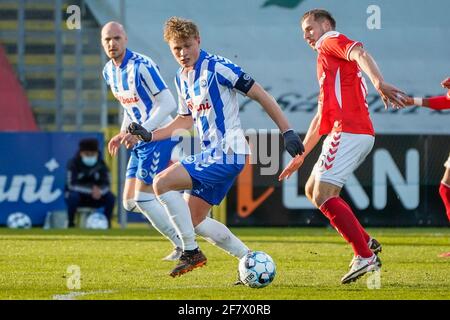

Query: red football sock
<box><xmin>320</xmin><ymin>197</ymin><xmax>373</xmax><ymax>258</ymax></box>
<box><xmin>439</xmin><ymin>183</ymin><xmax>450</xmax><ymax>222</ymax></box>
<box><xmin>341</xmin><ymin>200</ymin><xmax>371</xmax><ymax>243</ymax></box>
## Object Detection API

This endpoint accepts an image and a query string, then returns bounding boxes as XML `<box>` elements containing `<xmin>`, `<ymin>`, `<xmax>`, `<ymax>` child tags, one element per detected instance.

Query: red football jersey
<box><xmin>315</xmin><ymin>31</ymin><xmax>374</xmax><ymax>136</ymax></box>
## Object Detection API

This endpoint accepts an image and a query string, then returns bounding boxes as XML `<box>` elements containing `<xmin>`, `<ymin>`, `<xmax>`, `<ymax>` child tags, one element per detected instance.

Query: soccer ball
<box><xmin>7</xmin><ymin>212</ymin><xmax>32</xmax><ymax>229</ymax></box>
<box><xmin>85</xmin><ymin>212</ymin><xmax>108</xmax><ymax>229</ymax></box>
<box><xmin>238</xmin><ymin>251</ymin><xmax>276</xmax><ymax>288</ymax></box>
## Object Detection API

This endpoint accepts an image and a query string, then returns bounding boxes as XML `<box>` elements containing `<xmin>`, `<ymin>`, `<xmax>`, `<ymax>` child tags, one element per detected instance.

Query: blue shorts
<box><xmin>127</xmin><ymin>138</ymin><xmax>180</xmax><ymax>185</ymax></box>
<box><xmin>181</xmin><ymin>149</ymin><xmax>246</xmax><ymax>205</ymax></box>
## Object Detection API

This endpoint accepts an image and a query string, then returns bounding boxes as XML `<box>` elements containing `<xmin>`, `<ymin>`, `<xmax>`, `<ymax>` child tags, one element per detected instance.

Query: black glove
<box><xmin>127</xmin><ymin>122</ymin><xmax>153</xmax><ymax>142</ymax></box>
<box><xmin>282</xmin><ymin>129</ymin><xmax>305</xmax><ymax>157</ymax></box>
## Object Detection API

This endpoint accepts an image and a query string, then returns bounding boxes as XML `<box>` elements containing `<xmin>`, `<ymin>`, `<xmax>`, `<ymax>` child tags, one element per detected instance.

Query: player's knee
<box><xmin>152</xmin><ymin>174</ymin><xmax>164</xmax><ymax>194</ymax></box>
<box><xmin>192</xmin><ymin>215</ymin><xmax>205</xmax><ymax>227</ymax></box>
<box><xmin>123</xmin><ymin>198</ymin><xmax>138</xmax><ymax>212</ymax></box>
<box><xmin>153</xmin><ymin>172</ymin><xmax>173</xmax><ymax>195</ymax></box>
<box><xmin>311</xmin><ymin>192</ymin><xmax>327</xmax><ymax>208</ymax></box>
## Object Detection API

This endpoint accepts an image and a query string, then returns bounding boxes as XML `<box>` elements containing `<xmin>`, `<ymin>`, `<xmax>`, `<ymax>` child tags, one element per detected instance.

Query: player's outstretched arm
<box><xmin>404</xmin><ymin>95</ymin><xmax>450</xmax><ymax>110</ymax></box>
<box><xmin>128</xmin><ymin>115</ymin><xmax>194</xmax><ymax>142</ymax></box>
<box><xmin>246</xmin><ymin>82</ymin><xmax>305</xmax><ymax>157</ymax></box>
<box><xmin>278</xmin><ymin>111</ymin><xmax>322</xmax><ymax>181</ymax></box>
<box><xmin>404</xmin><ymin>77</ymin><xmax>450</xmax><ymax>110</ymax></box>
<box><xmin>140</xmin><ymin>89</ymin><xmax>177</xmax><ymax>131</ymax></box>
<box><xmin>348</xmin><ymin>45</ymin><xmax>407</xmax><ymax>109</ymax></box>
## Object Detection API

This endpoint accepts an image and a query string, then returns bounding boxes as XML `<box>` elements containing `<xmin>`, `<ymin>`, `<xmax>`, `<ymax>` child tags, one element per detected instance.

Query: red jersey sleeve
<box><xmin>321</xmin><ymin>34</ymin><xmax>362</xmax><ymax>61</ymax></box>
<box><xmin>428</xmin><ymin>95</ymin><xmax>450</xmax><ymax>110</ymax></box>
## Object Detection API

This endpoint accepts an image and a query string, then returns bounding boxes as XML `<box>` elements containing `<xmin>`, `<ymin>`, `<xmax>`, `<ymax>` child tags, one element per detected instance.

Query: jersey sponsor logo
<box><xmin>187</xmin><ymin>99</ymin><xmax>212</xmax><ymax>112</ymax></box>
<box><xmin>114</xmin><ymin>93</ymin><xmax>140</xmax><ymax>105</ymax></box>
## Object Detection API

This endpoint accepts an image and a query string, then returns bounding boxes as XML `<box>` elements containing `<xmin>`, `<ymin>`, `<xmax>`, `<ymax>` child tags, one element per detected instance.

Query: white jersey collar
<box><xmin>315</xmin><ymin>31</ymin><xmax>340</xmax><ymax>50</ymax></box>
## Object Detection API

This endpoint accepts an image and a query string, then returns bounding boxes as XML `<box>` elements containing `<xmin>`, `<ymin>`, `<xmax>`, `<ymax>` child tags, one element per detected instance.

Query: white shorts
<box><xmin>445</xmin><ymin>152</ymin><xmax>450</xmax><ymax>169</ymax></box>
<box><xmin>312</xmin><ymin>132</ymin><xmax>374</xmax><ymax>188</ymax></box>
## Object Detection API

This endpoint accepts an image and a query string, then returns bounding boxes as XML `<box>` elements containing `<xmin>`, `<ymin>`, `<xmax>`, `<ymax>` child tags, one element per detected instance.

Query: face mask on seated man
<box><xmin>81</xmin><ymin>153</ymin><xmax>98</xmax><ymax>166</ymax></box>
<box><xmin>79</xmin><ymin>138</ymin><xmax>99</xmax><ymax>167</ymax></box>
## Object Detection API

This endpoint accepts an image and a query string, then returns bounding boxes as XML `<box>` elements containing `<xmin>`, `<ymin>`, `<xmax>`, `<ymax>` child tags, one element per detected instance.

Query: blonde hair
<box><xmin>163</xmin><ymin>17</ymin><xmax>200</xmax><ymax>42</ymax></box>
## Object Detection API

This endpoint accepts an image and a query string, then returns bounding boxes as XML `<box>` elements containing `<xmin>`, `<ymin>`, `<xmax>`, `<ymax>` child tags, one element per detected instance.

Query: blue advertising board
<box><xmin>0</xmin><ymin>132</ymin><xmax>104</xmax><ymax>226</ymax></box>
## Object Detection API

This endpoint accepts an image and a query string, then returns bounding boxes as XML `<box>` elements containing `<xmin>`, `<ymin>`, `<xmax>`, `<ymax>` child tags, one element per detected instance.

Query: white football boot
<box><xmin>348</xmin><ymin>238</ymin><xmax>382</xmax><ymax>267</ymax></box>
<box><xmin>341</xmin><ymin>254</ymin><xmax>382</xmax><ymax>284</ymax></box>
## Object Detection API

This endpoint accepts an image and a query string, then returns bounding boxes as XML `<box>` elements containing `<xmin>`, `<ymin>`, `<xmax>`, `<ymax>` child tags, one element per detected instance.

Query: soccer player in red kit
<box><xmin>405</xmin><ymin>77</ymin><xmax>450</xmax><ymax>258</ymax></box>
<box><xmin>279</xmin><ymin>9</ymin><xmax>408</xmax><ymax>283</ymax></box>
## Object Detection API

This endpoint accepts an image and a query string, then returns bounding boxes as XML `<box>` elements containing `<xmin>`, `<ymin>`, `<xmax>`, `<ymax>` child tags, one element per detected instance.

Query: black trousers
<box><xmin>65</xmin><ymin>191</ymin><xmax>116</xmax><ymax>227</ymax></box>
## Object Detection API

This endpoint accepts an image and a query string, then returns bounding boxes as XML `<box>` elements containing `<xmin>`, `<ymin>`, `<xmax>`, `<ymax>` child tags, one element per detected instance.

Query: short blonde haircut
<box><xmin>163</xmin><ymin>16</ymin><xmax>200</xmax><ymax>42</ymax></box>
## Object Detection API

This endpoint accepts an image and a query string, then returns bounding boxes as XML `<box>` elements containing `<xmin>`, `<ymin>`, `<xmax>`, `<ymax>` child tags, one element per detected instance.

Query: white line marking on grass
<box><xmin>53</xmin><ymin>290</ymin><xmax>116</xmax><ymax>300</ymax></box>
<box><xmin>53</xmin><ymin>284</ymin><xmax>226</xmax><ymax>300</ymax></box>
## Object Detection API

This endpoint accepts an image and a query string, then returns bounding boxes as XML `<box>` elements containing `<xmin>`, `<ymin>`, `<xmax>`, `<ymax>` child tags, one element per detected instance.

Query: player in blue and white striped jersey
<box><xmin>101</xmin><ymin>21</ymin><xmax>183</xmax><ymax>260</ymax></box>
<box><xmin>128</xmin><ymin>17</ymin><xmax>304</xmax><ymax>278</ymax></box>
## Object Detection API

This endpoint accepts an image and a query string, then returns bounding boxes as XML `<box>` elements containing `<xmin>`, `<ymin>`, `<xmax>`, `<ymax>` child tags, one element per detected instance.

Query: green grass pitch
<box><xmin>0</xmin><ymin>227</ymin><xmax>449</xmax><ymax>300</ymax></box>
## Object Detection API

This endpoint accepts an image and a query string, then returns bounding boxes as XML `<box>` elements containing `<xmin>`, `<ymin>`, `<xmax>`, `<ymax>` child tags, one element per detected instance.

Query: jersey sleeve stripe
<box><xmin>147</xmin><ymin>65</ymin><xmax>167</xmax><ymax>93</ymax></box>
<box><xmin>139</xmin><ymin>72</ymin><xmax>153</xmax><ymax>93</ymax></box>
<box><xmin>215</xmin><ymin>61</ymin><xmax>241</xmax><ymax>87</ymax></box>
<box><xmin>216</xmin><ymin>73</ymin><xmax>234</xmax><ymax>88</ymax></box>
<box><xmin>346</xmin><ymin>41</ymin><xmax>362</xmax><ymax>61</ymax></box>
<box><xmin>135</xmin><ymin>77</ymin><xmax>154</xmax><ymax>118</ymax></box>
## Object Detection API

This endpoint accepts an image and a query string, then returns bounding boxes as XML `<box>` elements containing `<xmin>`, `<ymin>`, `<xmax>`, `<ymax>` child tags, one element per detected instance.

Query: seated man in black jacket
<box><xmin>65</xmin><ymin>138</ymin><xmax>116</xmax><ymax>228</ymax></box>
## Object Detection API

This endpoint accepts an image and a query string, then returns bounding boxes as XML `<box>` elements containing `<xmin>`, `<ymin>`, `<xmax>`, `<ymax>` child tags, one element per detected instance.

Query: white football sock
<box><xmin>157</xmin><ymin>191</ymin><xmax>198</xmax><ymax>251</ymax></box>
<box><xmin>135</xmin><ymin>192</ymin><xmax>182</xmax><ymax>249</ymax></box>
<box><xmin>195</xmin><ymin>217</ymin><xmax>249</xmax><ymax>259</ymax></box>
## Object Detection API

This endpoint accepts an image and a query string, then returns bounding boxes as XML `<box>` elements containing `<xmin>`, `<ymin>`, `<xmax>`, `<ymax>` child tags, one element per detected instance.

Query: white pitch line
<box><xmin>53</xmin><ymin>290</ymin><xmax>116</xmax><ymax>300</ymax></box>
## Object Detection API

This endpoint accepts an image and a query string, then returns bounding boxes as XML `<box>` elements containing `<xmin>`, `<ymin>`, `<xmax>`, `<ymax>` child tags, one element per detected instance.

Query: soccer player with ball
<box><xmin>128</xmin><ymin>16</ymin><xmax>304</xmax><ymax>278</ymax></box>
<box><xmin>279</xmin><ymin>9</ymin><xmax>408</xmax><ymax>284</ymax></box>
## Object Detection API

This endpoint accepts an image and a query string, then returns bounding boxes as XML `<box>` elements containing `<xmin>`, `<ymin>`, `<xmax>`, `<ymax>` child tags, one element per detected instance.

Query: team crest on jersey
<box><xmin>184</xmin><ymin>155</ymin><xmax>196</xmax><ymax>164</ymax></box>
<box><xmin>200</xmin><ymin>79</ymin><xmax>207</xmax><ymax>87</ymax></box>
<box><xmin>138</xmin><ymin>169</ymin><xmax>148</xmax><ymax>179</ymax></box>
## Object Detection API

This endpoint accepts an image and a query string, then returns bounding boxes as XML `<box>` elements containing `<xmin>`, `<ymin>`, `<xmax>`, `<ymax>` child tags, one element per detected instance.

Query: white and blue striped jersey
<box><xmin>103</xmin><ymin>48</ymin><xmax>172</xmax><ymax>131</ymax></box>
<box><xmin>175</xmin><ymin>50</ymin><xmax>252</xmax><ymax>154</ymax></box>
